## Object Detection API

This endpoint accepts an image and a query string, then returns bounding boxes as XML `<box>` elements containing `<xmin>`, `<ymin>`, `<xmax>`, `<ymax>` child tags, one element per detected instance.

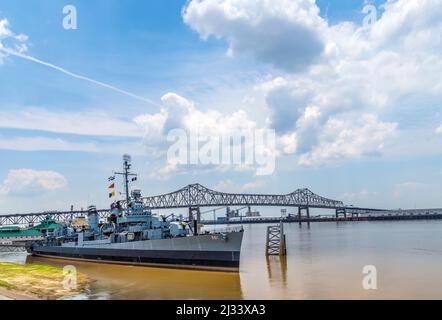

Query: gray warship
<box><xmin>27</xmin><ymin>155</ymin><xmax>244</xmax><ymax>272</ymax></box>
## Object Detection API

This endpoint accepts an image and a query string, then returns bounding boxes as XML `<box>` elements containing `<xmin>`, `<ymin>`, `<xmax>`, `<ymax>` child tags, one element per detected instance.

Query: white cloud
<box><xmin>369</xmin><ymin>0</ymin><xmax>442</xmax><ymax>53</ymax></box>
<box><xmin>0</xmin><ymin>18</ymin><xmax>28</xmax><ymax>64</ymax></box>
<box><xmin>245</xmin><ymin>0</ymin><xmax>442</xmax><ymax>166</ymax></box>
<box><xmin>136</xmin><ymin>92</ymin><xmax>260</xmax><ymax>146</ymax></box>
<box><xmin>136</xmin><ymin>92</ymin><xmax>268</xmax><ymax>178</ymax></box>
<box><xmin>0</xmin><ymin>134</ymin><xmax>150</xmax><ymax>156</ymax></box>
<box><xmin>183</xmin><ymin>0</ymin><xmax>327</xmax><ymax>72</ymax></box>
<box><xmin>0</xmin><ymin>136</ymin><xmax>98</xmax><ymax>152</ymax></box>
<box><xmin>133</xmin><ymin>110</ymin><xmax>167</xmax><ymax>142</ymax></box>
<box><xmin>298</xmin><ymin>114</ymin><xmax>398</xmax><ymax>166</ymax></box>
<box><xmin>436</xmin><ymin>123</ymin><xmax>442</xmax><ymax>135</ymax></box>
<box><xmin>240</xmin><ymin>180</ymin><xmax>265</xmax><ymax>192</ymax></box>
<box><xmin>0</xmin><ymin>108</ymin><xmax>144</xmax><ymax>137</ymax></box>
<box><xmin>342</xmin><ymin>189</ymin><xmax>379</xmax><ymax>201</ymax></box>
<box><xmin>1</xmin><ymin>0</ymin><xmax>440</xmax><ymax>175</ymax></box>
<box><xmin>147</xmin><ymin>162</ymin><xmax>188</xmax><ymax>181</ymax></box>
<box><xmin>278</xmin><ymin>132</ymin><xmax>298</xmax><ymax>155</ymax></box>
<box><xmin>213</xmin><ymin>179</ymin><xmax>264</xmax><ymax>193</ymax></box>
<box><xmin>1</xmin><ymin>18</ymin><xmax>159</xmax><ymax>106</ymax></box>
<box><xmin>0</xmin><ymin>19</ymin><xmax>12</xmax><ymax>37</ymax></box>
<box><xmin>0</xmin><ymin>169</ymin><xmax>67</xmax><ymax>196</ymax></box>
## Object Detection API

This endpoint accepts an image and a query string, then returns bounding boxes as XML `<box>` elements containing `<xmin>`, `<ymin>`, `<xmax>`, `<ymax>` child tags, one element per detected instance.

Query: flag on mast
<box><xmin>109</xmin><ymin>191</ymin><xmax>116</xmax><ymax>198</ymax></box>
<box><xmin>108</xmin><ymin>183</ymin><xmax>115</xmax><ymax>189</ymax></box>
<box><xmin>108</xmin><ymin>176</ymin><xmax>115</xmax><ymax>182</ymax></box>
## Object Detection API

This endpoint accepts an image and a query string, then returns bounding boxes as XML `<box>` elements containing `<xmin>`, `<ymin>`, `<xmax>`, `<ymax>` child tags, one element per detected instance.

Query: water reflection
<box><xmin>26</xmin><ymin>256</ymin><xmax>243</xmax><ymax>300</ymax></box>
<box><xmin>0</xmin><ymin>252</ymin><xmax>28</xmax><ymax>264</ymax></box>
<box><xmin>266</xmin><ymin>255</ymin><xmax>288</xmax><ymax>289</ymax></box>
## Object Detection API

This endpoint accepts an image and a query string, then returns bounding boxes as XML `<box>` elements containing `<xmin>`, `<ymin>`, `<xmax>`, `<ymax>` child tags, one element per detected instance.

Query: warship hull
<box><xmin>28</xmin><ymin>231</ymin><xmax>243</xmax><ymax>272</ymax></box>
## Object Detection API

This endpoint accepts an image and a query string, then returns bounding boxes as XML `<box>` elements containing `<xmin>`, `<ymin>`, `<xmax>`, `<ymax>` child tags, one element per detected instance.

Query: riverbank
<box><xmin>0</xmin><ymin>286</ymin><xmax>40</xmax><ymax>300</ymax></box>
<box><xmin>0</xmin><ymin>262</ymin><xmax>88</xmax><ymax>300</ymax></box>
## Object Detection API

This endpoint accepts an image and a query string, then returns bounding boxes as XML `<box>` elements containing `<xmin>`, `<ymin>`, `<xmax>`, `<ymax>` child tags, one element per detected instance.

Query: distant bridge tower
<box><xmin>298</xmin><ymin>206</ymin><xmax>310</xmax><ymax>226</ymax></box>
<box><xmin>336</xmin><ymin>208</ymin><xmax>347</xmax><ymax>219</ymax></box>
<box><xmin>188</xmin><ymin>207</ymin><xmax>201</xmax><ymax>235</ymax></box>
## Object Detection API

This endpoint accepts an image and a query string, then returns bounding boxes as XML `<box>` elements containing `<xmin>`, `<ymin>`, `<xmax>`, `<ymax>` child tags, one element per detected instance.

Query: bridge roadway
<box><xmin>0</xmin><ymin>184</ymin><xmax>438</xmax><ymax>226</ymax></box>
<box><xmin>201</xmin><ymin>208</ymin><xmax>442</xmax><ymax>225</ymax></box>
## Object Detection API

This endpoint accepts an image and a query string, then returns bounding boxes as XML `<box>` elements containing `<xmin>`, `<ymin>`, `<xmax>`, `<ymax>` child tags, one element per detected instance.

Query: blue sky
<box><xmin>0</xmin><ymin>0</ymin><xmax>441</xmax><ymax>214</ymax></box>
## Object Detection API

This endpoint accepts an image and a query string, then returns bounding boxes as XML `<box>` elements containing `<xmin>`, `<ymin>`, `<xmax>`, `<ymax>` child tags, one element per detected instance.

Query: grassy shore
<box><xmin>0</xmin><ymin>262</ymin><xmax>88</xmax><ymax>300</ymax></box>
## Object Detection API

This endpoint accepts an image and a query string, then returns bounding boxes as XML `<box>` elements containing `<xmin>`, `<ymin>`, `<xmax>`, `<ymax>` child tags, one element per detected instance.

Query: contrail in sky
<box><xmin>0</xmin><ymin>47</ymin><xmax>162</xmax><ymax>108</ymax></box>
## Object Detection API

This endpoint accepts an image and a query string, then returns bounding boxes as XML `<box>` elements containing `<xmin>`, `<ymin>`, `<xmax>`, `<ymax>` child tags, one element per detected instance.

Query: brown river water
<box><xmin>2</xmin><ymin>220</ymin><xmax>442</xmax><ymax>300</ymax></box>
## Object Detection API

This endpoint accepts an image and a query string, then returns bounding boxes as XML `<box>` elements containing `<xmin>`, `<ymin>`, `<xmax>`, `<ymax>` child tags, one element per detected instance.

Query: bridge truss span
<box><xmin>139</xmin><ymin>184</ymin><xmax>345</xmax><ymax>210</ymax></box>
<box><xmin>1</xmin><ymin>184</ymin><xmax>379</xmax><ymax>227</ymax></box>
<box><xmin>0</xmin><ymin>210</ymin><xmax>109</xmax><ymax>227</ymax></box>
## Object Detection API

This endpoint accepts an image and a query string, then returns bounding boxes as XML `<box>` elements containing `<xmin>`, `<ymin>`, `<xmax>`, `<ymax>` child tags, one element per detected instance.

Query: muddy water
<box><xmin>2</xmin><ymin>220</ymin><xmax>442</xmax><ymax>300</ymax></box>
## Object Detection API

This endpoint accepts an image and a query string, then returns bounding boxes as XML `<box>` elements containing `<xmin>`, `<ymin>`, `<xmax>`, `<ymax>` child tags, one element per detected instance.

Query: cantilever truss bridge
<box><xmin>136</xmin><ymin>184</ymin><xmax>345</xmax><ymax>210</ymax></box>
<box><xmin>0</xmin><ymin>184</ymin><xmax>381</xmax><ymax>226</ymax></box>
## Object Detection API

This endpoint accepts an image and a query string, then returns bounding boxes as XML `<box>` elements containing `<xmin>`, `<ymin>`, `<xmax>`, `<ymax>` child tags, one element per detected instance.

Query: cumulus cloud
<box><xmin>184</xmin><ymin>0</ymin><xmax>409</xmax><ymax>166</ymax></box>
<box><xmin>245</xmin><ymin>0</ymin><xmax>442</xmax><ymax>166</ymax></box>
<box><xmin>298</xmin><ymin>114</ymin><xmax>398</xmax><ymax>166</ymax></box>
<box><xmin>135</xmin><ymin>92</ymin><xmax>276</xmax><ymax>177</ymax></box>
<box><xmin>266</xmin><ymin>82</ymin><xmax>312</xmax><ymax>134</ymax></box>
<box><xmin>278</xmin><ymin>132</ymin><xmax>298</xmax><ymax>155</ymax></box>
<box><xmin>1</xmin><ymin>0</ymin><xmax>440</xmax><ymax>176</ymax></box>
<box><xmin>0</xmin><ymin>169</ymin><xmax>67</xmax><ymax>196</ymax></box>
<box><xmin>183</xmin><ymin>0</ymin><xmax>327</xmax><ymax>72</ymax></box>
<box><xmin>437</xmin><ymin>123</ymin><xmax>442</xmax><ymax>135</ymax></box>
<box><xmin>136</xmin><ymin>92</ymin><xmax>260</xmax><ymax>143</ymax></box>
<box><xmin>147</xmin><ymin>162</ymin><xmax>184</xmax><ymax>181</ymax></box>
<box><xmin>369</xmin><ymin>0</ymin><xmax>442</xmax><ymax>53</ymax></box>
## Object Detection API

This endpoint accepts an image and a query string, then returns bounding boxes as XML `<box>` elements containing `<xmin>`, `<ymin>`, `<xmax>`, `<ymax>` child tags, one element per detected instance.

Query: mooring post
<box><xmin>279</xmin><ymin>221</ymin><xmax>287</xmax><ymax>256</ymax></box>
<box><xmin>265</xmin><ymin>221</ymin><xmax>287</xmax><ymax>256</ymax></box>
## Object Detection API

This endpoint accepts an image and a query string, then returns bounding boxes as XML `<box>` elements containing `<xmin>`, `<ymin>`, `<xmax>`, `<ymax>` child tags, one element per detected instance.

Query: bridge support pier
<box><xmin>336</xmin><ymin>208</ymin><xmax>347</xmax><ymax>220</ymax></box>
<box><xmin>188</xmin><ymin>207</ymin><xmax>201</xmax><ymax>235</ymax></box>
<box><xmin>298</xmin><ymin>206</ymin><xmax>310</xmax><ymax>225</ymax></box>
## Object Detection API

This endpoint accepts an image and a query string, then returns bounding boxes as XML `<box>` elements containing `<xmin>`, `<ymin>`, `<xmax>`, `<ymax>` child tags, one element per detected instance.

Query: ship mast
<box><xmin>114</xmin><ymin>154</ymin><xmax>137</xmax><ymax>214</ymax></box>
